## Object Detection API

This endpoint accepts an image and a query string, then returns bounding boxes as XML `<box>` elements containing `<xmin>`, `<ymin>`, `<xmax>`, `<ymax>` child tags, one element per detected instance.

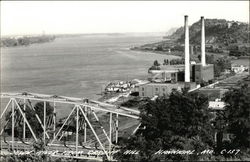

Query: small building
<box><xmin>208</xmin><ymin>101</ymin><xmax>226</xmax><ymax>110</ymax></box>
<box><xmin>198</xmin><ymin>88</ymin><xmax>228</xmax><ymax>101</ymax></box>
<box><xmin>231</xmin><ymin>64</ymin><xmax>248</xmax><ymax>73</ymax></box>
<box><xmin>227</xmin><ymin>22</ymin><xmax>232</xmax><ymax>28</ymax></box>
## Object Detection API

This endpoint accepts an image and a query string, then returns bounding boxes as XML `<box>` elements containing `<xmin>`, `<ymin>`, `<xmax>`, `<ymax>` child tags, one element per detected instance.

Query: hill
<box><xmin>163</xmin><ymin>27</ymin><xmax>179</xmax><ymax>38</ymax></box>
<box><xmin>170</xmin><ymin>19</ymin><xmax>248</xmax><ymax>46</ymax></box>
<box><xmin>132</xmin><ymin>19</ymin><xmax>249</xmax><ymax>57</ymax></box>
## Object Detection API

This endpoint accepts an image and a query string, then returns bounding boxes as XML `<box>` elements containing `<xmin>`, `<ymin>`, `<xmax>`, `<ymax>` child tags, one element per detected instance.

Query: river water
<box><xmin>1</xmin><ymin>34</ymin><xmax>180</xmax><ymax>100</ymax></box>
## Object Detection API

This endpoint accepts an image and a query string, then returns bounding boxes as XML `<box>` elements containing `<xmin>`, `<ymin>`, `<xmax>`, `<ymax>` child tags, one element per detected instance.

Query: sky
<box><xmin>0</xmin><ymin>1</ymin><xmax>249</xmax><ymax>36</ymax></box>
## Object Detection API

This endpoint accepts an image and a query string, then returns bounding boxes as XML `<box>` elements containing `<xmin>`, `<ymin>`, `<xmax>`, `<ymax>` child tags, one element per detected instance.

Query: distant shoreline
<box><xmin>1</xmin><ymin>35</ymin><xmax>56</xmax><ymax>48</ymax></box>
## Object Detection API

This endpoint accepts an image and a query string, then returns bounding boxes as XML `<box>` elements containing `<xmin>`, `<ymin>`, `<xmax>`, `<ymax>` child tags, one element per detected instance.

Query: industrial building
<box><xmin>147</xmin><ymin>65</ymin><xmax>185</xmax><ymax>83</ymax></box>
<box><xmin>192</xmin><ymin>63</ymin><xmax>214</xmax><ymax>82</ymax></box>
<box><xmin>139</xmin><ymin>82</ymin><xmax>197</xmax><ymax>98</ymax></box>
<box><xmin>139</xmin><ymin>16</ymin><xmax>214</xmax><ymax>98</ymax></box>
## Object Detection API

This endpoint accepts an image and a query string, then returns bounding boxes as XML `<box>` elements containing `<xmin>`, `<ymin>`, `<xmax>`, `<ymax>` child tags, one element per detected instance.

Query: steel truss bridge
<box><xmin>0</xmin><ymin>92</ymin><xmax>140</xmax><ymax>161</ymax></box>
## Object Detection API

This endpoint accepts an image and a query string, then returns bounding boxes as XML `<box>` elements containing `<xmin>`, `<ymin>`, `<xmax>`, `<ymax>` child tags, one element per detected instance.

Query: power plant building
<box><xmin>192</xmin><ymin>64</ymin><xmax>214</xmax><ymax>82</ymax></box>
<box><xmin>139</xmin><ymin>16</ymin><xmax>214</xmax><ymax>98</ymax></box>
<box><xmin>139</xmin><ymin>82</ymin><xmax>197</xmax><ymax>98</ymax></box>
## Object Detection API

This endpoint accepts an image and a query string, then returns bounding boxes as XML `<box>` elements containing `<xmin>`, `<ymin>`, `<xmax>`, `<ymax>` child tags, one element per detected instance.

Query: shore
<box><xmin>130</xmin><ymin>48</ymin><xmax>250</xmax><ymax>65</ymax></box>
<box><xmin>130</xmin><ymin>48</ymin><xmax>183</xmax><ymax>58</ymax></box>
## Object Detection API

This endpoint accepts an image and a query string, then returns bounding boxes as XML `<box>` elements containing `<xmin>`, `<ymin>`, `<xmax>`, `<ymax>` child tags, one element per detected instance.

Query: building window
<box><xmin>155</xmin><ymin>88</ymin><xmax>158</xmax><ymax>91</ymax></box>
<box><xmin>142</xmin><ymin>92</ymin><xmax>144</xmax><ymax>96</ymax></box>
<box><xmin>163</xmin><ymin>88</ymin><xmax>165</xmax><ymax>91</ymax></box>
<box><xmin>142</xmin><ymin>87</ymin><xmax>144</xmax><ymax>91</ymax></box>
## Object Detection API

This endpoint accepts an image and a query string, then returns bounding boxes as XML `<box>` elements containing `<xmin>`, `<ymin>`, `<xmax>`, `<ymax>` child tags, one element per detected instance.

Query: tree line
<box><xmin>116</xmin><ymin>81</ymin><xmax>250</xmax><ymax>161</ymax></box>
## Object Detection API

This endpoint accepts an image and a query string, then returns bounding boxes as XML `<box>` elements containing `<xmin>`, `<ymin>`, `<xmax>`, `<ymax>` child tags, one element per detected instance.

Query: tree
<box><xmin>163</xmin><ymin>59</ymin><xmax>169</xmax><ymax>65</ymax></box>
<box><xmin>214</xmin><ymin>57</ymin><xmax>231</xmax><ymax>77</ymax></box>
<box><xmin>220</xmin><ymin>83</ymin><xmax>250</xmax><ymax>153</ymax></box>
<box><xmin>4</xmin><ymin>102</ymin><xmax>54</xmax><ymax>139</ymax></box>
<box><xmin>153</xmin><ymin>60</ymin><xmax>160</xmax><ymax>66</ymax></box>
<box><xmin>33</xmin><ymin>102</ymin><xmax>54</xmax><ymax>125</ymax></box>
<box><xmin>163</xmin><ymin>59</ymin><xmax>167</xmax><ymax>65</ymax></box>
<box><xmin>198</xmin><ymin>54</ymin><xmax>214</xmax><ymax>64</ymax></box>
<box><xmin>155</xmin><ymin>45</ymin><xmax>163</xmax><ymax>51</ymax></box>
<box><xmin>148</xmin><ymin>65</ymin><xmax>161</xmax><ymax>71</ymax></box>
<box><xmin>117</xmin><ymin>90</ymin><xmax>214</xmax><ymax>161</ymax></box>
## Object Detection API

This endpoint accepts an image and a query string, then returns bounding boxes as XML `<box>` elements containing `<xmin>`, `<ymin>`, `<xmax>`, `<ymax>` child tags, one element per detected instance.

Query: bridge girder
<box><xmin>0</xmin><ymin>92</ymin><xmax>141</xmax><ymax>161</ymax></box>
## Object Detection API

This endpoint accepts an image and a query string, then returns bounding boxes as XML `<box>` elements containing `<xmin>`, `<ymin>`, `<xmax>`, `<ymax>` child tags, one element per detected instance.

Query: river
<box><xmin>1</xmin><ymin>34</ymin><xmax>180</xmax><ymax>117</ymax></box>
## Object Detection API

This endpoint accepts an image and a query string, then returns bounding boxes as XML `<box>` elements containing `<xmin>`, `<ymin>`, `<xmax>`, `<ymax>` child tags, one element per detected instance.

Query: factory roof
<box><xmin>159</xmin><ymin>65</ymin><xmax>184</xmax><ymax>70</ymax></box>
<box><xmin>143</xmin><ymin>82</ymin><xmax>197</xmax><ymax>87</ymax></box>
<box><xmin>194</xmin><ymin>63</ymin><xmax>214</xmax><ymax>66</ymax></box>
<box><xmin>144</xmin><ymin>82</ymin><xmax>184</xmax><ymax>86</ymax></box>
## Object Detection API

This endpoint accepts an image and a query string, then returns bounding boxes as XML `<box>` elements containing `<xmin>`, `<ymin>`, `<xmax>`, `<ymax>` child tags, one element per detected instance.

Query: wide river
<box><xmin>1</xmin><ymin>34</ymin><xmax>179</xmax><ymax>101</ymax></box>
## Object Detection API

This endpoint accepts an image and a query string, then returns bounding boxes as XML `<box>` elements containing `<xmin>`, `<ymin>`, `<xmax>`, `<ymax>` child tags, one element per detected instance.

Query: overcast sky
<box><xmin>1</xmin><ymin>1</ymin><xmax>249</xmax><ymax>36</ymax></box>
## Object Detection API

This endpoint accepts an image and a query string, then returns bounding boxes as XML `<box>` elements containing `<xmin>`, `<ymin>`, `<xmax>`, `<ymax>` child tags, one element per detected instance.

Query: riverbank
<box><xmin>130</xmin><ymin>48</ymin><xmax>183</xmax><ymax>58</ymax></box>
<box><xmin>130</xmin><ymin>47</ymin><xmax>250</xmax><ymax>66</ymax></box>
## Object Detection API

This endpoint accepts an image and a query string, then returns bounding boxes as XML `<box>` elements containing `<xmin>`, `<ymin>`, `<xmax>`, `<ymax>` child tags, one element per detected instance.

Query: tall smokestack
<box><xmin>201</xmin><ymin>16</ymin><xmax>206</xmax><ymax>66</ymax></box>
<box><xmin>184</xmin><ymin>15</ymin><xmax>190</xmax><ymax>82</ymax></box>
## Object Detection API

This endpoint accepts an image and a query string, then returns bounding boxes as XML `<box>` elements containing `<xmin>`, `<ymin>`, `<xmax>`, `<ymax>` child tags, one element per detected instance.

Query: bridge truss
<box><xmin>0</xmin><ymin>92</ymin><xmax>140</xmax><ymax>161</ymax></box>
